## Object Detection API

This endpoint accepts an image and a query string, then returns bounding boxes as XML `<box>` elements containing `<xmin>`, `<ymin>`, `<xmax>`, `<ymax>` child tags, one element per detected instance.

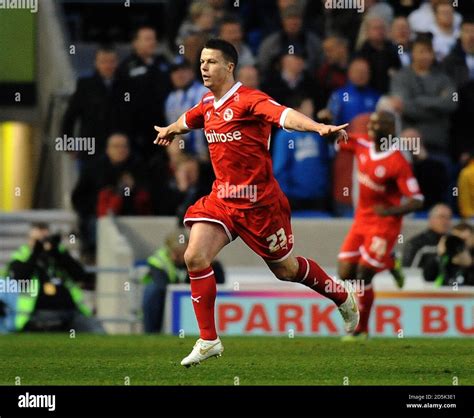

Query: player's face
<box><xmin>200</xmin><ymin>48</ymin><xmax>234</xmax><ymax>89</ymax></box>
<box><xmin>368</xmin><ymin>112</ymin><xmax>394</xmax><ymax>141</ymax></box>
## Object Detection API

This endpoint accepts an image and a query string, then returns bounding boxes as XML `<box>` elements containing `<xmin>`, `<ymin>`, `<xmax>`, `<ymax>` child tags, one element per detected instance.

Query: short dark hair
<box><xmin>461</xmin><ymin>17</ymin><xmax>474</xmax><ymax>28</ymax></box>
<box><xmin>132</xmin><ymin>25</ymin><xmax>156</xmax><ymax>41</ymax></box>
<box><xmin>96</xmin><ymin>44</ymin><xmax>117</xmax><ymax>57</ymax></box>
<box><xmin>412</xmin><ymin>33</ymin><xmax>434</xmax><ymax>50</ymax></box>
<box><xmin>203</xmin><ymin>38</ymin><xmax>238</xmax><ymax>68</ymax></box>
<box><xmin>218</xmin><ymin>15</ymin><xmax>242</xmax><ymax>33</ymax></box>
<box><xmin>31</xmin><ymin>222</ymin><xmax>49</xmax><ymax>230</ymax></box>
<box><xmin>350</xmin><ymin>56</ymin><xmax>370</xmax><ymax>67</ymax></box>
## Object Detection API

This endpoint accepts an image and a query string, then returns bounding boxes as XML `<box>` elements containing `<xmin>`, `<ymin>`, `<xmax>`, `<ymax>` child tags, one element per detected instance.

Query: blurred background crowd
<box><xmin>1</xmin><ymin>0</ymin><xmax>474</xmax><ymax>335</ymax></box>
<box><xmin>57</xmin><ymin>0</ymin><xmax>474</xmax><ymax>262</ymax></box>
<box><xmin>61</xmin><ymin>0</ymin><xmax>474</xmax><ymax>290</ymax></box>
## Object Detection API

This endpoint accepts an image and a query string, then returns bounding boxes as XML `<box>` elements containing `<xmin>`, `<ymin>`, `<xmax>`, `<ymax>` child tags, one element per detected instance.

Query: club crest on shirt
<box><xmin>223</xmin><ymin>108</ymin><xmax>234</xmax><ymax>121</ymax></box>
<box><xmin>206</xmin><ymin>110</ymin><xmax>211</xmax><ymax>121</ymax></box>
<box><xmin>374</xmin><ymin>165</ymin><xmax>386</xmax><ymax>178</ymax></box>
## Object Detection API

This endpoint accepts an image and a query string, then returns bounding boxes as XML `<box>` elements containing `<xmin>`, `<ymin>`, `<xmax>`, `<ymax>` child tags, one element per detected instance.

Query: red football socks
<box><xmin>189</xmin><ymin>266</ymin><xmax>217</xmax><ymax>341</ymax></box>
<box><xmin>354</xmin><ymin>284</ymin><xmax>374</xmax><ymax>334</ymax></box>
<box><xmin>295</xmin><ymin>256</ymin><xmax>348</xmax><ymax>306</ymax></box>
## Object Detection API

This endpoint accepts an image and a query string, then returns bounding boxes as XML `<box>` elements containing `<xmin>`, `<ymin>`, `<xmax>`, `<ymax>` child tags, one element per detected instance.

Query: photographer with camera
<box><xmin>423</xmin><ymin>222</ymin><xmax>474</xmax><ymax>287</ymax></box>
<box><xmin>0</xmin><ymin>222</ymin><xmax>104</xmax><ymax>333</ymax></box>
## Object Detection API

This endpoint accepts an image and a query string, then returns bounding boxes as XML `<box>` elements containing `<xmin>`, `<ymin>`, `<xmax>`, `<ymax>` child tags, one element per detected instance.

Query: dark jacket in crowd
<box><xmin>61</xmin><ymin>73</ymin><xmax>132</xmax><ymax>158</ymax></box>
<box><xmin>413</xmin><ymin>158</ymin><xmax>449</xmax><ymax>210</ymax></box>
<box><xmin>422</xmin><ymin>238</ymin><xmax>474</xmax><ymax>286</ymax></box>
<box><xmin>402</xmin><ymin>228</ymin><xmax>443</xmax><ymax>268</ymax></box>
<box><xmin>116</xmin><ymin>53</ymin><xmax>172</xmax><ymax>157</ymax></box>
<box><xmin>357</xmin><ymin>40</ymin><xmax>401</xmax><ymax>94</ymax></box>
<box><xmin>390</xmin><ymin>66</ymin><xmax>457</xmax><ymax>153</ymax></box>
<box><xmin>450</xmin><ymin>80</ymin><xmax>474</xmax><ymax>160</ymax></box>
<box><xmin>261</xmin><ymin>70</ymin><xmax>319</xmax><ymax>108</ymax></box>
<box><xmin>442</xmin><ymin>42</ymin><xmax>473</xmax><ymax>88</ymax></box>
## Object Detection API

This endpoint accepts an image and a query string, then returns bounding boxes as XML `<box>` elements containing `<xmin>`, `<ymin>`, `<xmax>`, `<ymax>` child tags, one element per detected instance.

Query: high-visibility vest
<box><xmin>4</xmin><ymin>244</ymin><xmax>92</xmax><ymax>331</ymax></box>
<box><xmin>143</xmin><ymin>247</ymin><xmax>187</xmax><ymax>284</ymax></box>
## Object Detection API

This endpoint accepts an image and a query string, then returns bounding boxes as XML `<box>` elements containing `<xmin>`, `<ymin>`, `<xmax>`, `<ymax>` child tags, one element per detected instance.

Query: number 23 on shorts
<box><xmin>266</xmin><ymin>227</ymin><xmax>289</xmax><ymax>253</ymax></box>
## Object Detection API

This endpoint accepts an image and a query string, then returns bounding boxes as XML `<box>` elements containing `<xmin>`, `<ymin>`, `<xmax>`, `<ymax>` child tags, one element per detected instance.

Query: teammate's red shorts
<box><xmin>338</xmin><ymin>219</ymin><xmax>400</xmax><ymax>272</ymax></box>
<box><xmin>183</xmin><ymin>193</ymin><xmax>294</xmax><ymax>263</ymax></box>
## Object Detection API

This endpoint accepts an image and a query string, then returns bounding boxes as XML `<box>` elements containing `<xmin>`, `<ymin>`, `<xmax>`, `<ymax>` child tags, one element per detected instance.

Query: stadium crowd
<box><xmin>61</xmin><ymin>0</ymin><xmax>474</xmax><ymax>275</ymax></box>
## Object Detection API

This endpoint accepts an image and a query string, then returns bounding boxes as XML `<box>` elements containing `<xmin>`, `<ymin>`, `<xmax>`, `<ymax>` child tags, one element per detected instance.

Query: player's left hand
<box><xmin>374</xmin><ymin>205</ymin><xmax>389</xmax><ymax>216</ymax></box>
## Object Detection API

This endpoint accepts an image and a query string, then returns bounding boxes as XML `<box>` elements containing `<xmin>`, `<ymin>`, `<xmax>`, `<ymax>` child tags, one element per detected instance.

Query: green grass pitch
<box><xmin>0</xmin><ymin>334</ymin><xmax>472</xmax><ymax>386</ymax></box>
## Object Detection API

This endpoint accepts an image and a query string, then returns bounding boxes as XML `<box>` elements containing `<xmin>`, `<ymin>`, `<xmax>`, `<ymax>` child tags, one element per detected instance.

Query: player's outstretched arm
<box><xmin>283</xmin><ymin>108</ymin><xmax>348</xmax><ymax>142</ymax></box>
<box><xmin>153</xmin><ymin>113</ymin><xmax>190</xmax><ymax>146</ymax></box>
<box><xmin>374</xmin><ymin>198</ymin><xmax>423</xmax><ymax>217</ymax></box>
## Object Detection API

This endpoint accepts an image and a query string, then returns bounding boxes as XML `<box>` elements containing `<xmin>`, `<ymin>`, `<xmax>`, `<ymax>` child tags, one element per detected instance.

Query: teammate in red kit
<box><xmin>336</xmin><ymin>111</ymin><xmax>424</xmax><ymax>341</ymax></box>
<box><xmin>154</xmin><ymin>39</ymin><xmax>359</xmax><ymax>367</ymax></box>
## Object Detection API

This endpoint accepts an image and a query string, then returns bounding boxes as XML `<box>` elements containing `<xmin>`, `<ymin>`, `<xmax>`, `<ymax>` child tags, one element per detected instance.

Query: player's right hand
<box><xmin>153</xmin><ymin>125</ymin><xmax>175</xmax><ymax>146</ymax></box>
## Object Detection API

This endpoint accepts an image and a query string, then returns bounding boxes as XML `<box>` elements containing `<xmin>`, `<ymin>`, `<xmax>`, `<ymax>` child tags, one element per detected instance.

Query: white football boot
<box><xmin>337</xmin><ymin>282</ymin><xmax>360</xmax><ymax>333</ymax></box>
<box><xmin>181</xmin><ymin>337</ymin><xmax>224</xmax><ymax>367</ymax></box>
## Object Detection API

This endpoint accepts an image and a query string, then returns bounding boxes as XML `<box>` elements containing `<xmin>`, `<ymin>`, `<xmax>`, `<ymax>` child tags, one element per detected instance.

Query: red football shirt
<box><xmin>184</xmin><ymin>81</ymin><xmax>291</xmax><ymax>208</ymax></box>
<box><xmin>338</xmin><ymin>135</ymin><xmax>424</xmax><ymax>227</ymax></box>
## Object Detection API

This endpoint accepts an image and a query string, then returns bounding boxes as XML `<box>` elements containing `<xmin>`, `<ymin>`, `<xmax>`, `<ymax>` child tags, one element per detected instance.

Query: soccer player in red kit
<box><xmin>336</xmin><ymin>111</ymin><xmax>424</xmax><ymax>340</ymax></box>
<box><xmin>154</xmin><ymin>39</ymin><xmax>359</xmax><ymax>367</ymax></box>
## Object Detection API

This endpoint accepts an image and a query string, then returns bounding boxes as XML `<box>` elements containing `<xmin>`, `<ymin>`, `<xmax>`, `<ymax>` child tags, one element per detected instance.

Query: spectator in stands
<box><xmin>218</xmin><ymin>16</ymin><xmax>255</xmax><ymax>68</ymax></box>
<box><xmin>315</xmin><ymin>36</ymin><xmax>349</xmax><ymax>110</ymax></box>
<box><xmin>401</xmin><ymin>128</ymin><xmax>449</xmax><ymax>210</ymax></box>
<box><xmin>182</xmin><ymin>32</ymin><xmax>208</xmax><ymax>75</ymax></box>
<box><xmin>176</xmin><ymin>0</ymin><xmax>216</xmax><ymax>46</ymax></box>
<box><xmin>356</xmin><ymin>15</ymin><xmax>401</xmax><ymax>93</ymax></box>
<box><xmin>208</xmin><ymin>0</ymin><xmax>229</xmax><ymax>20</ymax></box>
<box><xmin>443</xmin><ymin>18</ymin><xmax>474</xmax><ymax>88</ymax></box>
<box><xmin>261</xmin><ymin>50</ymin><xmax>318</xmax><ymax>107</ymax></box>
<box><xmin>362</xmin><ymin>0</ymin><xmax>395</xmax><ymax>26</ymax></box>
<box><xmin>142</xmin><ymin>228</ymin><xmax>225</xmax><ymax>333</ymax></box>
<box><xmin>423</xmin><ymin>222</ymin><xmax>474</xmax><ymax>286</ymax></box>
<box><xmin>390</xmin><ymin>16</ymin><xmax>413</xmax><ymax>67</ymax></box>
<box><xmin>97</xmin><ymin>171</ymin><xmax>152</xmax><ymax>218</ymax></box>
<box><xmin>0</xmin><ymin>223</ymin><xmax>103</xmax><ymax>333</ymax></box>
<box><xmin>319</xmin><ymin>57</ymin><xmax>380</xmax><ymax>126</ymax></box>
<box><xmin>458</xmin><ymin>150</ymin><xmax>474</xmax><ymax>220</ymax></box>
<box><xmin>408</xmin><ymin>0</ymin><xmax>462</xmax><ymax>34</ymax></box>
<box><xmin>117</xmin><ymin>26</ymin><xmax>171</xmax><ymax>159</ymax></box>
<box><xmin>61</xmin><ymin>45</ymin><xmax>130</xmax><ymax>163</ymax></box>
<box><xmin>390</xmin><ymin>35</ymin><xmax>457</xmax><ymax>163</ymax></box>
<box><xmin>162</xmin><ymin>155</ymin><xmax>210</xmax><ymax>222</ymax></box>
<box><xmin>237</xmin><ymin>65</ymin><xmax>260</xmax><ymax>89</ymax></box>
<box><xmin>402</xmin><ymin>203</ymin><xmax>452</xmax><ymax>268</ymax></box>
<box><xmin>165</xmin><ymin>58</ymin><xmax>208</xmax><ymax>161</ymax></box>
<box><xmin>431</xmin><ymin>0</ymin><xmax>460</xmax><ymax>62</ymax></box>
<box><xmin>72</xmin><ymin>133</ymin><xmax>144</xmax><ymax>260</ymax></box>
<box><xmin>257</xmin><ymin>4</ymin><xmax>323</xmax><ymax>81</ymax></box>
<box><xmin>272</xmin><ymin>95</ymin><xmax>331</xmax><ymax>211</ymax></box>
